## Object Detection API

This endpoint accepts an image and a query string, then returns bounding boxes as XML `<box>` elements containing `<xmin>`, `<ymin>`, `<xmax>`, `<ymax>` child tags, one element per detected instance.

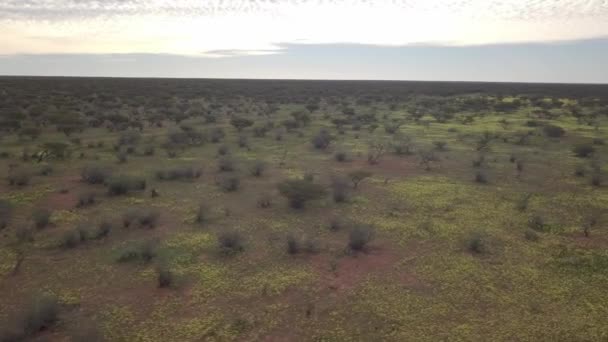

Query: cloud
<box><xmin>1</xmin><ymin>0</ymin><xmax>607</xmax><ymax>55</ymax></box>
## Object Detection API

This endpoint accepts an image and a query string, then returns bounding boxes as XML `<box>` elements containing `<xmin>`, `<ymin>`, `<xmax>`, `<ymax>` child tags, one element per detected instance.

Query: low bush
<box><xmin>157</xmin><ymin>266</ymin><xmax>173</xmax><ymax>288</ymax></box>
<box><xmin>217</xmin><ymin>156</ymin><xmax>235</xmax><ymax>172</ymax></box>
<box><xmin>217</xmin><ymin>175</ymin><xmax>240</xmax><ymax>192</ymax></box>
<box><xmin>20</xmin><ymin>295</ymin><xmax>60</xmax><ymax>337</ymax></box>
<box><xmin>591</xmin><ymin>172</ymin><xmax>602</xmax><ymax>187</ymax></box>
<box><xmin>348</xmin><ymin>224</ymin><xmax>375</xmax><ymax>251</ymax></box>
<box><xmin>77</xmin><ymin>191</ymin><xmax>97</xmax><ymax>208</ymax></box>
<box><xmin>311</xmin><ymin>129</ymin><xmax>333</xmax><ymax>150</ymax></box>
<box><xmin>60</xmin><ymin>229</ymin><xmax>83</xmax><ymax>249</ymax></box>
<box><xmin>122</xmin><ymin>207</ymin><xmax>160</xmax><ymax>229</ymax></box>
<box><xmin>474</xmin><ymin>171</ymin><xmax>488</xmax><ymax>184</ymax></box>
<box><xmin>81</xmin><ymin>165</ymin><xmax>111</xmax><ymax>184</ymax></box>
<box><xmin>0</xmin><ymin>199</ymin><xmax>12</xmax><ymax>229</ymax></box>
<box><xmin>524</xmin><ymin>229</ymin><xmax>539</xmax><ymax>242</ymax></box>
<box><xmin>331</xmin><ymin>176</ymin><xmax>350</xmax><ymax>203</ymax></box>
<box><xmin>117</xmin><ymin>240</ymin><xmax>156</xmax><ymax>263</ymax></box>
<box><xmin>218</xmin><ymin>231</ymin><xmax>244</xmax><ymax>255</ymax></box>
<box><xmin>217</xmin><ymin>144</ymin><xmax>230</xmax><ymax>156</ymax></box>
<box><xmin>543</xmin><ymin>124</ymin><xmax>566</xmax><ymax>138</ymax></box>
<box><xmin>195</xmin><ymin>203</ymin><xmax>210</xmax><ymax>224</ymax></box>
<box><xmin>278</xmin><ymin>179</ymin><xmax>327</xmax><ymax>209</ymax></box>
<box><xmin>334</xmin><ymin>151</ymin><xmax>348</xmax><ymax>162</ymax></box>
<box><xmin>106</xmin><ymin>175</ymin><xmax>146</xmax><ymax>196</ymax></box>
<box><xmin>238</xmin><ymin>135</ymin><xmax>249</xmax><ymax>148</ymax></box>
<box><xmin>39</xmin><ymin>165</ymin><xmax>53</xmax><ymax>176</ymax></box>
<box><xmin>573</xmin><ymin>143</ymin><xmax>595</xmax><ymax>158</ymax></box>
<box><xmin>257</xmin><ymin>193</ymin><xmax>272</xmax><ymax>208</ymax></box>
<box><xmin>93</xmin><ymin>220</ymin><xmax>112</xmax><ymax>239</ymax></box>
<box><xmin>466</xmin><ymin>232</ymin><xmax>485</xmax><ymax>254</ymax></box>
<box><xmin>433</xmin><ymin>140</ymin><xmax>447</xmax><ymax>151</ymax></box>
<box><xmin>329</xmin><ymin>217</ymin><xmax>345</xmax><ymax>231</ymax></box>
<box><xmin>155</xmin><ymin>166</ymin><xmax>201</xmax><ymax>181</ymax></box>
<box><xmin>8</xmin><ymin>170</ymin><xmax>32</xmax><ymax>186</ymax></box>
<box><xmin>528</xmin><ymin>215</ymin><xmax>546</xmax><ymax>232</ymax></box>
<box><xmin>15</xmin><ymin>226</ymin><xmax>35</xmax><ymax>244</ymax></box>
<box><xmin>249</xmin><ymin>160</ymin><xmax>266</xmax><ymax>177</ymax></box>
<box><xmin>286</xmin><ymin>234</ymin><xmax>318</xmax><ymax>255</ymax></box>
<box><xmin>32</xmin><ymin>208</ymin><xmax>52</xmax><ymax>229</ymax></box>
<box><xmin>574</xmin><ymin>164</ymin><xmax>586</xmax><ymax>177</ymax></box>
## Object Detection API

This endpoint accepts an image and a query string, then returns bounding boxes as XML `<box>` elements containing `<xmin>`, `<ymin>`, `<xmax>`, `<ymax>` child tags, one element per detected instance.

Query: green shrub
<box><xmin>39</xmin><ymin>165</ymin><xmax>54</xmax><ymax>176</ymax></box>
<box><xmin>122</xmin><ymin>208</ymin><xmax>160</xmax><ymax>229</ymax></box>
<box><xmin>329</xmin><ymin>217</ymin><xmax>345</xmax><ymax>231</ymax></box>
<box><xmin>466</xmin><ymin>232</ymin><xmax>485</xmax><ymax>254</ymax></box>
<box><xmin>8</xmin><ymin>170</ymin><xmax>32</xmax><ymax>186</ymax></box>
<box><xmin>157</xmin><ymin>266</ymin><xmax>173</xmax><ymax>288</ymax></box>
<box><xmin>348</xmin><ymin>224</ymin><xmax>375</xmax><ymax>251</ymax></box>
<box><xmin>195</xmin><ymin>203</ymin><xmax>210</xmax><ymax>224</ymax></box>
<box><xmin>286</xmin><ymin>234</ymin><xmax>318</xmax><ymax>255</ymax></box>
<box><xmin>155</xmin><ymin>166</ymin><xmax>201</xmax><ymax>181</ymax></box>
<box><xmin>524</xmin><ymin>229</ymin><xmax>539</xmax><ymax>241</ymax></box>
<box><xmin>543</xmin><ymin>124</ymin><xmax>566</xmax><ymax>138</ymax></box>
<box><xmin>238</xmin><ymin>135</ymin><xmax>249</xmax><ymax>148</ymax></box>
<box><xmin>515</xmin><ymin>193</ymin><xmax>533</xmax><ymax>212</ymax></box>
<box><xmin>331</xmin><ymin>176</ymin><xmax>350</xmax><ymax>203</ymax></box>
<box><xmin>278</xmin><ymin>179</ymin><xmax>327</xmax><ymax>209</ymax></box>
<box><xmin>217</xmin><ymin>175</ymin><xmax>240</xmax><ymax>192</ymax></box>
<box><xmin>311</xmin><ymin>129</ymin><xmax>333</xmax><ymax>149</ymax></box>
<box><xmin>591</xmin><ymin>172</ymin><xmax>602</xmax><ymax>187</ymax></box>
<box><xmin>286</xmin><ymin>234</ymin><xmax>300</xmax><ymax>255</ymax></box>
<box><xmin>60</xmin><ymin>229</ymin><xmax>85</xmax><ymax>249</ymax></box>
<box><xmin>217</xmin><ymin>144</ymin><xmax>230</xmax><ymax>156</ymax></box>
<box><xmin>117</xmin><ymin>240</ymin><xmax>156</xmax><ymax>263</ymax></box>
<box><xmin>433</xmin><ymin>140</ymin><xmax>447</xmax><ymax>151</ymax></box>
<box><xmin>334</xmin><ymin>151</ymin><xmax>348</xmax><ymax>162</ymax></box>
<box><xmin>218</xmin><ymin>231</ymin><xmax>244</xmax><ymax>255</ymax></box>
<box><xmin>249</xmin><ymin>160</ymin><xmax>266</xmax><ymax>177</ymax></box>
<box><xmin>93</xmin><ymin>220</ymin><xmax>112</xmax><ymax>239</ymax></box>
<box><xmin>474</xmin><ymin>171</ymin><xmax>488</xmax><ymax>184</ymax></box>
<box><xmin>574</xmin><ymin>164</ymin><xmax>586</xmax><ymax>177</ymax></box>
<box><xmin>77</xmin><ymin>191</ymin><xmax>97</xmax><ymax>208</ymax></box>
<box><xmin>15</xmin><ymin>226</ymin><xmax>35</xmax><ymax>244</ymax></box>
<box><xmin>22</xmin><ymin>295</ymin><xmax>59</xmax><ymax>336</ymax></box>
<box><xmin>528</xmin><ymin>215</ymin><xmax>546</xmax><ymax>232</ymax></box>
<box><xmin>32</xmin><ymin>208</ymin><xmax>52</xmax><ymax>229</ymax></box>
<box><xmin>81</xmin><ymin>165</ymin><xmax>111</xmax><ymax>184</ymax></box>
<box><xmin>257</xmin><ymin>193</ymin><xmax>272</xmax><ymax>208</ymax></box>
<box><xmin>573</xmin><ymin>143</ymin><xmax>595</xmax><ymax>158</ymax></box>
<box><xmin>106</xmin><ymin>175</ymin><xmax>146</xmax><ymax>196</ymax></box>
<box><xmin>217</xmin><ymin>156</ymin><xmax>235</xmax><ymax>172</ymax></box>
<box><xmin>0</xmin><ymin>199</ymin><xmax>12</xmax><ymax>229</ymax></box>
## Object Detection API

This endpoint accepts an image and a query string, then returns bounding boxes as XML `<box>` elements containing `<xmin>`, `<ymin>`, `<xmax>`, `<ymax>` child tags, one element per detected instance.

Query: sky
<box><xmin>1</xmin><ymin>0</ymin><xmax>607</xmax><ymax>83</ymax></box>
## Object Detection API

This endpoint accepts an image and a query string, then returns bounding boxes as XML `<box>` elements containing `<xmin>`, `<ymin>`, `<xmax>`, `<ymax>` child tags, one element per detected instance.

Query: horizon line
<box><xmin>1</xmin><ymin>75</ymin><xmax>607</xmax><ymax>86</ymax></box>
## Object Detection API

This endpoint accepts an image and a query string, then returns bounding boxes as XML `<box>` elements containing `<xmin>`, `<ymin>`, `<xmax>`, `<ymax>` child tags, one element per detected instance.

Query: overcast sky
<box><xmin>1</xmin><ymin>0</ymin><xmax>607</xmax><ymax>83</ymax></box>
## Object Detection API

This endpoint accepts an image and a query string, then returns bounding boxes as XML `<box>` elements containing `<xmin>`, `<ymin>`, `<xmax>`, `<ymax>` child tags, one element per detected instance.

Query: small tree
<box><xmin>419</xmin><ymin>150</ymin><xmax>439</xmax><ymax>171</ymax></box>
<box><xmin>367</xmin><ymin>139</ymin><xmax>387</xmax><ymax>165</ymax></box>
<box><xmin>278</xmin><ymin>179</ymin><xmax>327</xmax><ymax>209</ymax></box>
<box><xmin>230</xmin><ymin>117</ymin><xmax>254</xmax><ymax>132</ymax></box>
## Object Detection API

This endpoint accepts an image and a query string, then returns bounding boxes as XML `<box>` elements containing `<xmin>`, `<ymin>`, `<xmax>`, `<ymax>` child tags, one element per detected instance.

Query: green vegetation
<box><xmin>0</xmin><ymin>78</ymin><xmax>607</xmax><ymax>341</ymax></box>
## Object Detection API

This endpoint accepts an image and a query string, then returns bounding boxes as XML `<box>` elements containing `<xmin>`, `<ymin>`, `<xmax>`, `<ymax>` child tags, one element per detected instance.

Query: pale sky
<box><xmin>1</xmin><ymin>0</ymin><xmax>608</xmax><ymax>82</ymax></box>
